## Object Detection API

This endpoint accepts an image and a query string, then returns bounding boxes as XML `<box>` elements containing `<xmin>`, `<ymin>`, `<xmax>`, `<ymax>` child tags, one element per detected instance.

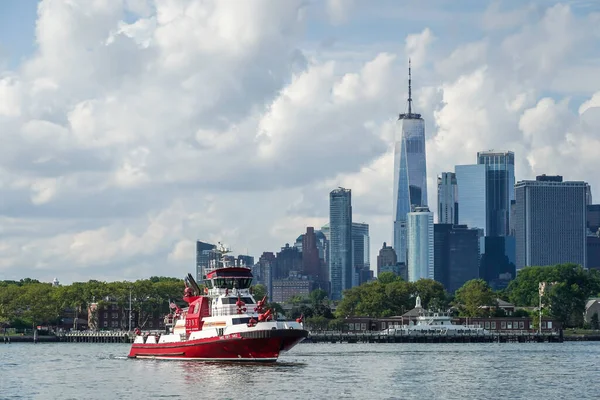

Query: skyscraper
<box><xmin>352</xmin><ymin>222</ymin><xmax>370</xmax><ymax>286</ymax></box>
<box><xmin>434</xmin><ymin>224</ymin><xmax>480</xmax><ymax>293</ymax></box>
<box><xmin>437</xmin><ymin>172</ymin><xmax>458</xmax><ymax>224</ymax></box>
<box><xmin>196</xmin><ymin>240</ymin><xmax>216</xmax><ymax>282</ymax></box>
<box><xmin>393</xmin><ymin>60</ymin><xmax>428</xmax><ymax>264</ymax></box>
<box><xmin>515</xmin><ymin>175</ymin><xmax>587</xmax><ymax>270</ymax></box>
<box><xmin>376</xmin><ymin>242</ymin><xmax>397</xmax><ymax>276</ymax></box>
<box><xmin>477</xmin><ymin>150</ymin><xmax>515</xmax><ymax>237</ymax></box>
<box><xmin>407</xmin><ymin>207</ymin><xmax>434</xmax><ymax>282</ymax></box>
<box><xmin>329</xmin><ymin>187</ymin><xmax>353</xmax><ymax>300</ymax></box>
<box><xmin>455</xmin><ymin>164</ymin><xmax>487</xmax><ymax>234</ymax></box>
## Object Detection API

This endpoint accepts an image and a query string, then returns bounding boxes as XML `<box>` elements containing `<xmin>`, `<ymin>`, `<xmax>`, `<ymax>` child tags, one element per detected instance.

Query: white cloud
<box><xmin>1</xmin><ymin>0</ymin><xmax>600</xmax><ymax>282</ymax></box>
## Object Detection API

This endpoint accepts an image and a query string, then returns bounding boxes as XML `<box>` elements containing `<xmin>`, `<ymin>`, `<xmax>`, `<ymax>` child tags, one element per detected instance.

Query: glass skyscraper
<box><xmin>393</xmin><ymin>61</ymin><xmax>427</xmax><ymax>264</ymax></box>
<box><xmin>477</xmin><ymin>151</ymin><xmax>515</xmax><ymax>237</ymax></box>
<box><xmin>455</xmin><ymin>164</ymin><xmax>487</xmax><ymax>234</ymax></box>
<box><xmin>437</xmin><ymin>172</ymin><xmax>458</xmax><ymax>224</ymax></box>
<box><xmin>407</xmin><ymin>207</ymin><xmax>434</xmax><ymax>282</ymax></box>
<box><xmin>329</xmin><ymin>188</ymin><xmax>352</xmax><ymax>300</ymax></box>
<box><xmin>352</xmin><ymin>222</ymin><xmax>370</xmax><ymax>287</ymax></box>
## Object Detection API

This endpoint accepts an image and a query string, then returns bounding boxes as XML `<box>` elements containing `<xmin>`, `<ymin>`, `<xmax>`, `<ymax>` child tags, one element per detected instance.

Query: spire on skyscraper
<box><xmin>408</xmin><ymin>58</ymin><xmax>412</xmax><ymax>116</ymax></box>
<box><xmin>399</xmin><ymin>58</ymin><xmax>421</xmax><ymax>120</ymax></box>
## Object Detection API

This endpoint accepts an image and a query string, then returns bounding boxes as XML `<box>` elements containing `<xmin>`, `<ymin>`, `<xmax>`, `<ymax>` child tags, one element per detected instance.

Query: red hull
<box><xmin>128</xmin><ymin>330</ymin><xmax>307</xmax><ymax>361</ymax></box>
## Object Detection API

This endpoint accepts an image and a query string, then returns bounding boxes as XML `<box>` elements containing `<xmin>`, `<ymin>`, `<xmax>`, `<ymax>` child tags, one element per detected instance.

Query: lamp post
<box><xmin>128</xmin><ymin>288</ymin><xmax>132</xmax><ymax>332</ymax></box>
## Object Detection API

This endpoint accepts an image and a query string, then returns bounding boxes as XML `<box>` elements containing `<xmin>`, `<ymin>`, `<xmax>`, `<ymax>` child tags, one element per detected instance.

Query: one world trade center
<box><xmin>393</xmin><ymin>60</ymin><xmax>428</xmax><ymax>264</ymax></box>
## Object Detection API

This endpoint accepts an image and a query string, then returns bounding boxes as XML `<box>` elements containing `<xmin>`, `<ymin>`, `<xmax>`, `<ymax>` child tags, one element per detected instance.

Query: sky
<box><xmin>1</xmin><ymin>0</ymin><xmax>600</xmax><ymax>284</ymax></box>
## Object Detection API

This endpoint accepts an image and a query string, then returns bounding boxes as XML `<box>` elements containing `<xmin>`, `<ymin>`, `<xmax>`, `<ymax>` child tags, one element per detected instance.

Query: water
<box><xmin>1</xmin><ymin>342</ymin><xmax>599</xmax><ymax>399</ymax></box>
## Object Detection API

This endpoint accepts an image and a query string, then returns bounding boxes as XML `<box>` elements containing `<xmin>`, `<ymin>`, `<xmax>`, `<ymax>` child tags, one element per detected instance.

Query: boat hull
<box><xmin>128</xmin><ymin>328</ymin><xmax>307</xmax><ymax>361</ymax></box>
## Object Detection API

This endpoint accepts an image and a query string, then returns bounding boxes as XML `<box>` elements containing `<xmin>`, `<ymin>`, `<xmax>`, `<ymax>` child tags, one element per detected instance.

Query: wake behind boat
<box><xmin>128</xmin><ymin>245</ymin><xmax>307</xmax><ymax>362</ymax></box>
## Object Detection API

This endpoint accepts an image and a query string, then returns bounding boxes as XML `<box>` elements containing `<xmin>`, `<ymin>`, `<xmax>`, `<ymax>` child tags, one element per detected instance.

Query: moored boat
<box><xmin>128</xmin><ymin>244</ymin><xmax>308</xmax><ymax>361</ymax></box>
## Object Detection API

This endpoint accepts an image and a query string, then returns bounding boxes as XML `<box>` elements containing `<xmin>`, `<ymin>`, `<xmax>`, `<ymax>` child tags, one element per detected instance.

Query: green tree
<box><xmin>413</xmin><ymin>279</ymin><xmax>447</xmax><ymax>310</ymax></box>
<box><xmin>454</xmin><ymin>279</ymin><xmax>495</xmax><ymax>317</ymax></box>
<box><xmin>251</xmin><ymin>284</ymin><xmax>267</xmax><ymax>301</ymax></box>
<box><xmin>378</xmin><ymin>272</ymin><xmax>400</xmax><ymax>285</ymax></box>
<box><xmin>18</xmin><ymin>284</ymin><xmax>60</xmax><ymax>328</ymax></box>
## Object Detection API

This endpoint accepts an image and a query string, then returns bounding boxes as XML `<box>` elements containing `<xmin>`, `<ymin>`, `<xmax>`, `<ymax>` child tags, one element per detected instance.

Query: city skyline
<box><xmin>1</xmin><ymin>1</ymin><xmax>600</xmax><ymax>283</ymax></box>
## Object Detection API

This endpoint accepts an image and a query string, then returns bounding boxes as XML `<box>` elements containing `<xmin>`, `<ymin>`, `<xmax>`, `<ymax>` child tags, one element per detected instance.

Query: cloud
<box><xmin>1</xmin><ymin>0</ymin><xmax>599</xmax><ymax>282</ymax></box>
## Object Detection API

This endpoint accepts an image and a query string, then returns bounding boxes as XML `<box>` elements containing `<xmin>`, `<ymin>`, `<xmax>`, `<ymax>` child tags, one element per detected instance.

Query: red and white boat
<box><xmin>128</xmin><ymin>245</ymin><xmax>308</xmax><ymax>362</ymax></box>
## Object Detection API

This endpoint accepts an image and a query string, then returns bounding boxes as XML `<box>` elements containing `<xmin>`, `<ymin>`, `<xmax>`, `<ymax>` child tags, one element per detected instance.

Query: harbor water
<box><xmin>1</xmin><ymin>341</ymin><xmax>599</xmax><ymax>399</ymax></box>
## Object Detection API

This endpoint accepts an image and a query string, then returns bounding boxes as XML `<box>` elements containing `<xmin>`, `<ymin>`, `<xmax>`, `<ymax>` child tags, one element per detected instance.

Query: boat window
<box><xmin>232</xmin><ymin>317</ymin><xmax>255</xmax><ymax>325</ymax></box>
<box><xmin>212</xmin><ymin>278</ymin><xmax>253</xmax><ymax>289</ymax></box>
<box><xmin>221</xmin><ymin>297</ymin><xmax>255</xmax><ymax>305</ymax></box>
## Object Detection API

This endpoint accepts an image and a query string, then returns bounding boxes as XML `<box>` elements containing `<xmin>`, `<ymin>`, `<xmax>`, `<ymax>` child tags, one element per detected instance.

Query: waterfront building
<box><xmin>433</xmin><ymin>224</ymin><xmax>481</xmax><ymax>293</ymax></box>
<box><xmin>407</xmin><ymin>207</ymin><xmax>434</xmax><ymax>281</ymax></box>
<box><xmin>514</xmin><ymin>175</ymin><xmax>587</xmax><ymax>270</ymax></box>
<box><xmin>437</xmin><ymin>172</ymin><xmax>458</xmax><ymax>224</ymax></box>
<box><xmin>393</xmin><ymin>60</ymin><xmax>428</xmax><ymax>264</ymax></box>
<box><xmin>352</xmin><ymin>222</ymin><xmax>370</xmax><ymax>286</ymax></box>
<box><xmin>329</xmin><ymin>187</ymin><xmax>353</xmax><ymax>300</ymax></box>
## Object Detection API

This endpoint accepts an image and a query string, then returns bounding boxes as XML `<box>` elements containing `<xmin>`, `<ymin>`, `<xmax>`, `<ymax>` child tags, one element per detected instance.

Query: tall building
<box><xmin>437</xmin><ymin>172</ymin><xmax>458</xmax><ymax>224</ymax></box>
<box><xmin>352</xmin><ymin>222</ymin><xmax>370</xmax><ymax>286</ymax></box>
<box><xmin>434</xmin><ymin>224</ymin><xmax>480</xmax><ymax>293</ymax></box>
<box><xmin>257</xmin><ymin>252</ymin><xmax>276</xmax><ymax>297</ymax></box>
<box><xmin>477</xmin><ymin>150</ymin><xmax>515</xmax><ymax>237</ymax></box>
<box><xmin>275</xmin><ymin>244</ymin><xmax>302</xmax><ymax>279</ymax></box>
<box><xmin>329</xmin><ymin>187</ymin><xmax>353</xmax><ymax>300</ymax></box>
<box><xmin>237</xmin><ymin>255</ymin><xmax>254</xmax><ymax>267</ymax></box>
<box><xmin>196</xmin><ymin>240</ymin><xmax>216</xmax><ymax>282</ymax></box>
<box><xmin>480</xmin><ymin>236</ymin><xmax>516</xmax><ymax>290</ymax></box>
<box><xmin>376</xmin><ymin>242</ymin><xmax>397</xmax><ymax>276</ymax></box>
<box><xmin>302</xmin><ymin>227</ymin><xmax>322</xmax><ymax>278</ymax></box>
<box><xmin>455</xmin><ymin>164</ymin><xmax>487</xmax><ymax>234</ymax></box>
<box><xmin>515</xmin><ymin>175</ymin><xmax>588</xmax><ymax>270</ymax></box>
<box><xmin>393</xmin><ymin>60</ymin><xmax>427</xmax><ymax>264</ymax></box>
<box><xmin>588</xmin><ymin>204</ymin><xmax>600</xmax><ymax>235</ymax></box>
<box><xmin>407</xmin><ymin>207</ymin><xmax>434</xmax><ymax>282</ymax></box>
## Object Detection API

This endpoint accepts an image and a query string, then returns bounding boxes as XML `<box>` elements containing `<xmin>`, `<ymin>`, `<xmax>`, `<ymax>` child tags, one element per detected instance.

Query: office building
<box><xmin>393</xmin><ymin>60</ymin><xmax>428</xmax><ymax>264</ymax></box>
<box><xmin>352</xmin><ymin>222</ymin><xmax>370</xmax><ymax>286</ymax></box>
<box><xmin>196</xmin><ymin>240</ymin><xmax>216</xmax><ymax>282</ymax></box>
<box><xmin>329</xmin><ymin>187</ymin><xmax>353</xmax><ymax>300</ymax></box>
<box><xmin>437</xmin><ymin>172</ymin><xmax>458</xmax><ymax>224</ymax></box>
<box><xmin>407</xmin><ymin>207</ymin><xmax>434</xmax><ymax>281</ymax></box>
<box><xmin>434</xmin><ymin>224</ymin><xmax>480</xmax><ymax>293</ymax></box>
<box><xmin>514</xmin><ymin>175</ymin><xmax>587</xmax><ymax>270</ymax></box>
<box><xmin>477</xmin><ymin>150</ymin><xmax>515</xmax><ymax>237</ymax></box>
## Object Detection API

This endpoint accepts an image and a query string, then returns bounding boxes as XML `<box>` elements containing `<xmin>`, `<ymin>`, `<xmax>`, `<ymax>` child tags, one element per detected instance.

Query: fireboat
<box><xmin>128</xmin><ymin>244</ymin><xmax>308</xmax><ymax>361</ymax></box>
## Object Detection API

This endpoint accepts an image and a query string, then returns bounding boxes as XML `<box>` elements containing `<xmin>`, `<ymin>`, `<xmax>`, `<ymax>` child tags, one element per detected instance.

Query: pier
<box><xmin>304</xmin><ymin>330</ymin><xmax>564</xmax><ymax>344</ymax></box>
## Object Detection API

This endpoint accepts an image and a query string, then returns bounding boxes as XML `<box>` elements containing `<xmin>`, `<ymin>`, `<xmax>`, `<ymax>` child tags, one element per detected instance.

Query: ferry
<box><xmin>128</xmin><ymin>245</ymin><xmax>308</xmax><ymax>361</ymax></box>
<box><xmin>382</xmin><ymin>296</ymin><xmax>490</xmax><ymax>336</ymax></box>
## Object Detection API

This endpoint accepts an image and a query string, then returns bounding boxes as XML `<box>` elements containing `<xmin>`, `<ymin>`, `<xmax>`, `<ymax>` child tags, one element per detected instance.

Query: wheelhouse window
<box><xmin>212</xmin><ymin>278</ymin><xmax>253</xmax><ymax>289</ymax></box>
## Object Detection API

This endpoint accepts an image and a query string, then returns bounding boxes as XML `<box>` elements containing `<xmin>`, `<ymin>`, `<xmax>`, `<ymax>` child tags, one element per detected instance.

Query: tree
<box><xmin>378</xmin><ymin>272</ymin><xmax>400</xmax><ymax>285</ymax></box>
<box><xmin>251</xmin><ymin>284</ymin><xmax>267</xmax><ymax>301</ymax></box>
<box><xmin>18</xmin><ymin>284</ymin><xmax>60</xmax><ymax>328</ymax></box>
<box><xmin>413</xmin><ymin>279</ymin><xmax>447</xmax><ymax>310</ymax></box>
<box><xmin>454</xmin><ymin>279</ymin><xmax>495</xmax><ymax>317</ymax></box>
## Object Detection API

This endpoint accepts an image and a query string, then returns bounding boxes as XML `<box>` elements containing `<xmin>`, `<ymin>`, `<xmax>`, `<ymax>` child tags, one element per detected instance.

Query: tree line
<box><xmin>2</xmin><ymin>263</ymin><xmax>599</xmax><ymax>331</ymax></box>
<box><xmin>0</xmin><ymin>277</ymin><xmax>185</xmax><ymax>330</ymax></box>
<box><xmin>293</xmin><ymin>264</ymin><xmax>600</xmax><ymax>330</ymax></box>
